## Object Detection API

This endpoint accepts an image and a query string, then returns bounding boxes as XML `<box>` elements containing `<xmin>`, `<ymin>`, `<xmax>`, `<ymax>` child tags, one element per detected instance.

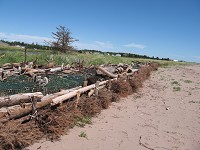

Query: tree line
<box><xmin>78</xmin><ymin>49</ymin><xmax>171</xmax><ymax>61</ymax></box>
<box><xmin>0</xmin><ymin>40</ymin><xmax>50</xmax><ymax>50</ymax></box>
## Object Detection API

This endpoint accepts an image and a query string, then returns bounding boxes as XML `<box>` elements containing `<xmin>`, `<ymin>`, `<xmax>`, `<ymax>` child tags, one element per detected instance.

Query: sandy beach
<box><xmin>29</xmin><ymin>65</ymin><xmax>200</xmax><ymax>150</ymax></box>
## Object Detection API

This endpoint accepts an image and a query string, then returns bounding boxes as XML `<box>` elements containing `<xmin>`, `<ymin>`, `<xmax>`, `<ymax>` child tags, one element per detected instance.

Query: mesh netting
<box><xmin>0</xmin><ymin>74</ymin><xmax>85</xmax><ymax>96</ymax></box>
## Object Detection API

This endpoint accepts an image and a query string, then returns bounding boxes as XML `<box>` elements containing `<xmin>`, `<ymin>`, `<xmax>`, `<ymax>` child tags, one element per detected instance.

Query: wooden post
<box><xmin>24</xmin><ymin>46</ymin><xmax>27</xmax><ymax>63</ymax></box>
<box><xmin>75</xmin><ymin>91</ymin><xmax>81</xmax><ymax>108</ymax></box>
<box><xmin>107</xmin><ymin>79</ymin><xmax>112</xmax><ymax>91</ymax></box>
<box><xmin>83</xmin><ymin>80</ymin><xmax>88</xmax><ymax>87</ymax></box>
<box><xmin>0</xmin><ymin>71</ymin><xmax>3</xmax><ymax>82</ymax></box>
<box><xmin>88</xmin><ymin>89</ymin><xmax>94</xmax><ymax>97</ymax></box>
<box><xmin>45</xmin><ymin>69</ymin><xmax>49</xmax><ymax>77</ymax></box>
<box><xmin>95</xmin><ymin>81</ymin><xmax>100</xmax><ymax>96</ymax></box>
<box><xmin>31</xmin><ymin>96</ymin><xmax>37</xmax><ymax>117</ymax></box>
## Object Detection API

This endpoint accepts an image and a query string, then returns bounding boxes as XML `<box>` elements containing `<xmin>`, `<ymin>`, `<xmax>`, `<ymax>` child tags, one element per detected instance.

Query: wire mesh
<box><xmin>0</xmin><ymin>74</ymin><xmax>85</xmax><ymax>96</ymax></box>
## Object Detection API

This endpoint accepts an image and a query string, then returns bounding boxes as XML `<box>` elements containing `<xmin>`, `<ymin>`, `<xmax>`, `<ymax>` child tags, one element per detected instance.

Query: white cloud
<box><xmin>124</xmin><ymin>43</ymin><xmax>146</xmax><ymax>49</ymax></box>
<box><xmin>192</xmin><ymin>56</ymin><xmax>200</xmax><ymax>59</ymax></box>
<box><xmin>73</xmin><ymin>41</ymin><xmax>114</xmax><ymax>50</ymax></box>
<box><xmin>0</xmin><ymin>32</ymin><xmax>52</xmax><ymax>44</ymax></box>
<box><xmin>94</xmin><ymin>41</ymin><xmax>113</xmax><ymax>49</ymax></box>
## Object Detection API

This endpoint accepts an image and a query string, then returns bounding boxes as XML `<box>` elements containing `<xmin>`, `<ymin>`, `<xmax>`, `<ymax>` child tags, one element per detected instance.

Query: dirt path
<box><xmin>29</xmin><ymin>65</ymin><xmax>200</xmax><ymax>150</ymax></box>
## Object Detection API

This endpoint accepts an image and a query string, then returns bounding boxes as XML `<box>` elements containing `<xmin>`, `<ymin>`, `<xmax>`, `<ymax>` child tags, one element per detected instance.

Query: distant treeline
<box><xmin>78</xmin><ymin>49</ymin><xmax>171</xmax><ymax>61</ymax></box>
<box><xmin>0</xmin><ymin>40</ymin><xmax>50</xmax><ymax>50</ymax></box>
<box><xmin>1</xmin><ymin>40</ymin><xmax>170</xmax><ymax>61</ymax></box>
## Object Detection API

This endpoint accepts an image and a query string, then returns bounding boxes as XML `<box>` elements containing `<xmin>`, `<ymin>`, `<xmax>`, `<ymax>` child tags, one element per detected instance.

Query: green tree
<box><xmin>50</xmin><ymin>25</ymin><xmax>78</xmax><ymax>53</ymax></box>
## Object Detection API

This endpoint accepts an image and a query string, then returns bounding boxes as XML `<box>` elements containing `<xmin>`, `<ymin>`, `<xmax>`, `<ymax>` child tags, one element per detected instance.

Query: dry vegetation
<box><xmin>0</xmin><ymin>62</ymin><xmax>159</xmax><ymax>150</ymax></box>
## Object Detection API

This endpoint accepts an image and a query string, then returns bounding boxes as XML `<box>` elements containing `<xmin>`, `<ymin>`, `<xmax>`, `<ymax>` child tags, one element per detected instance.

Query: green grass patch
<box><xmin>73</xmin><ymin>116</ymin><xmax>92</xmax><ymax>128</ymax></box>
<box><xmin>79</xmin><ymin>131</ymin><xmax>88</xmax><ymax>139</ymax></box>
<box><xmin>171</xmin><ymin>81</ymin><xmax>180</xmax><ymax>86</ymax></box>
<box><xmin>0</xmin><ymin>45</ymin><xmax>24</xmax><ymax>51</ymax></box>
<box><xmin>173</xmin><ymin>86</ymin><xmax>181</xmax><ymax>92</ymax></box>
<box><xmin>184</xmin><ymin>80</ymin><xmax>193</xmax><ymax>83</ymax></box>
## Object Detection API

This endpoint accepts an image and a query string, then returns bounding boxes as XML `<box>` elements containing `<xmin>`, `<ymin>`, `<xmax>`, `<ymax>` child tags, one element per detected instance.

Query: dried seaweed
<box><xmin>111</xmin><ymin>78</ymin><xmax>132</xmax><ymax>97</ymax></box>
<box><xmin>0</xmin><ymin>63</ymin><xmax>160</xmax><ymax>150</ymax></box>
<box><xmin>77</xmin><ymin>96</ymin><xmax>101</xmax><ymax>116</ymax></box>
<box><xmin>98</xmin><ymin>90</ymin><xmax>112</xmax><ymax>109</ymax></box>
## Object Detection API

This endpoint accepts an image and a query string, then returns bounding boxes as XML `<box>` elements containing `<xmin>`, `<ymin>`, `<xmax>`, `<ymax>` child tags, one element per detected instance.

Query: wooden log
<box><xmin>0</xmin><ymin>87</ymin><xmax>82</xmax><ymax>120</ymax></box>
<box><xmin>25</xmin><ymin>69</ymin><xmax>45</xmax><ymax>74</ymax></box>
<box><xmin>51</xmin><ymin>80</ymin><xmax>109</xmax><ymax>106</ymax></box>
<box><xmin>0</xmin><ymin>92</ymin><xmax>43</xmax><ymax>108</ymax></box>
<box><xmin>62</xmin><ymin>69</ymin><xmax>72</xmax><ymax>74</ymax></box>
<box><xmin>97</xmin><ymin>66</ymin><xmax>118</xmax><ymax>78</ymax></box>
<box><xmin>0</xmin><ymin>99</ymin><xmax>52</xmax><ymax>123</ymax></box>
<box><xmin>56</xmin><ymin>86</ymin><xmax>82</xmax><ymax>96</ymax></box>
<box><xmin>103</xmin><ymin>66</ymin><xmax>116</xmax><ymax>73</ymax></box>
<box><xmin>50</xmin><ymin>67</ymin><xmax>62</xmax><ymax>72</ymax></box>
<box><xmin>0</xmin><ymin>78</ymin><xmax>118</xmax><ymax>121</ymax></box>
<box><xmin>0</xmin><ymin>103</ymin><xmax>32</xmax><ymax>114</ymax></box>
<box><xmin>41</xmin><ymin>86</ymin><xmax>82</xmax><ymax>101</ymax></box>
<box><xmin>12</xmin><ymin>63</ymin><xmax>21</xmax><ymax>68</ymax></box>
<box><xmin>51</xmin><ymin>86</ymin><xmax>95</xmax><ymax>106</ymax></box>
<box><xmin>2</xmin><ymin>63</ymin><xmax>12</xmax><ymax>69</ymax></box>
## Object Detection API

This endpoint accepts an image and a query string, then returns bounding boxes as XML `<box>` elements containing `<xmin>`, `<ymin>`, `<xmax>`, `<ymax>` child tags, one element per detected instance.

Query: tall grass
<box><xmin>0</xmin><ymin>45</ymin><xmax>23</xmax><ymax>51</ymax></box>
<box><xmin>0</xmin><ymin>45</ymin><xmax>191</xmax><ymax>66</ymax></box>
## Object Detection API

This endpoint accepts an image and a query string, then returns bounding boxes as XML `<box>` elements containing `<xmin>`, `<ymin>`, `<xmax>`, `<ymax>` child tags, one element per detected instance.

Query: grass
<box><xmin>159</xmin><ymin>60</ymin><xmax>192</xmax><ymax>68</ymax></box>
<box><xmin>0</xmin><ymin>45</ymin><xmax>24</xmax><ymax>51</ymax></box>
<box><xmin>73</xmin><ymin>116</ymin><xmax>92</xmax><ymax>127</ymax></box>
<box><xmin>173</xmin><ymin>86</ymin><xmax>181</xmax><ymax>92</ymax></box>
<box><xmin>79</xmin><ymin>131</ymin><xmax>88</xmax><ymax>139</ymax></box>
<box><xmin>171</xmin><ymin>81</ymin><xmax>181</xmax><ymax>86</ymax></box>
<box><xmin>172</xmin><ymin>81</ymin><xmax>181</xmax><ymax>92</ymax></box>
<box><xmin>0</xmin><ymin>45</ymin><xmax>192</xmax><ymax>67</ymax></box>
<box><xmin>184</xmin><ymin>80</ymin><xmax>193</xmax><ymax>83</ymax></box>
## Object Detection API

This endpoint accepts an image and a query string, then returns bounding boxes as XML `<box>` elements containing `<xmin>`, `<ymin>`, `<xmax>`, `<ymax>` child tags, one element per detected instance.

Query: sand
<box><xmin>29</xmin><ymin>65</ymin><xmax>200</xmax><ymax>150</ymax></box>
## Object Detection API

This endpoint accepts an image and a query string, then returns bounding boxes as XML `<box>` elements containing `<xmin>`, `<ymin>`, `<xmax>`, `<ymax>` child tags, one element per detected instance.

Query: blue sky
<box><xmin>0</xmin><ymin>0</ymin><xmax>200</xmax><ymax>62</ymax></box>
